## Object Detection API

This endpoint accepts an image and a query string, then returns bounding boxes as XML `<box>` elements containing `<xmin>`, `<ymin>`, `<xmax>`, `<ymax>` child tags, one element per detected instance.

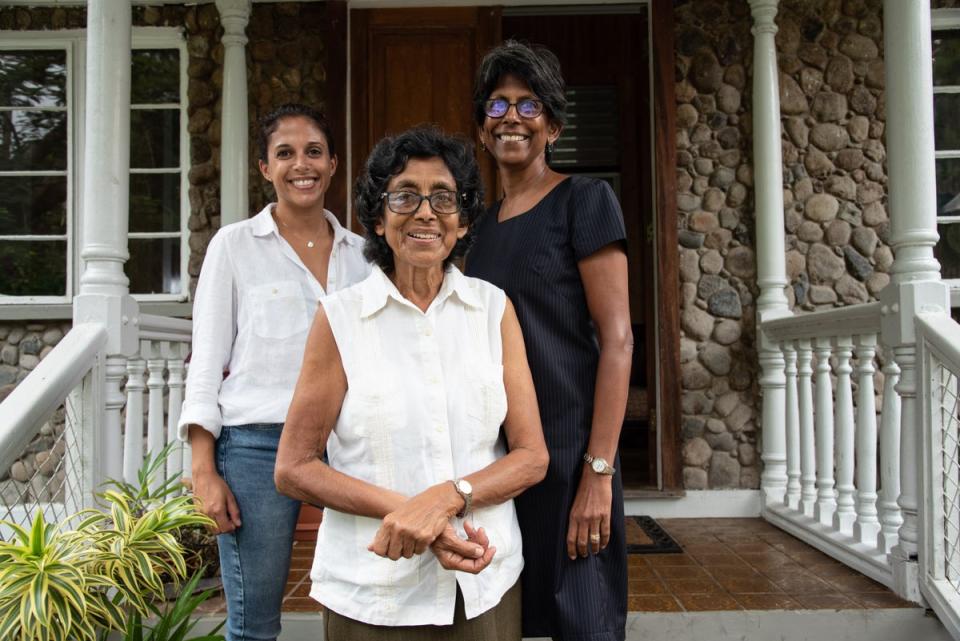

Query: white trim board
<box><xmin>624</xmin><ymin>490</ymin><xmax>761</xmax><ymax>518</ymax></box>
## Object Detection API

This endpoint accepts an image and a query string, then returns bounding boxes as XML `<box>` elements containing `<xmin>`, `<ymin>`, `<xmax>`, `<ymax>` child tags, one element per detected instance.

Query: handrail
<box><xmin>762</xmin><ymin>302</ymin><xmax>882</xmax><ymax>341</ymax></box>
<box><xmin>0</xmin><ymin>323</ymin><xmax>108</xmax><ymax>474</ymax></box>
<box><xmin>138</xmin><ymin>313</ymin><xmax>192</xmax><ymax>342</ymax></box>
<box><xmin>916</xmin><ymin>312</ymin><xmax>960</xmax><ymax>367</ymax></box>
<box><xmin>950</xmin><ymin>283</ymin><xmax>959</xmax><ymax>309</ymax></box>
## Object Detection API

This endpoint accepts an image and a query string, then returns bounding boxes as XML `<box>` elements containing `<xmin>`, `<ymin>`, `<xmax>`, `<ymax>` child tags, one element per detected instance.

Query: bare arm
<box><xmin>566</xmin><ymin>244</ymin><xmax>633</xmax><ymax>559</ymax></box>
<box><xmin>274</xmin><ymin>307</ymin><xmax>407</xmax><ymax>518</ymax></box>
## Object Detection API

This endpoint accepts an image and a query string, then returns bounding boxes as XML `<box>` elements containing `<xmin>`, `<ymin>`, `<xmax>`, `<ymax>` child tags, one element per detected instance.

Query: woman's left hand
<box><xmin>368</xmin><ymin>483</ymin><xmax>465</xmax><ymax>560</ymax></box>
<box><xmin>566</xmin><ymin>470</ymin><xmax>613</xmax><ymax>559</ymax></box>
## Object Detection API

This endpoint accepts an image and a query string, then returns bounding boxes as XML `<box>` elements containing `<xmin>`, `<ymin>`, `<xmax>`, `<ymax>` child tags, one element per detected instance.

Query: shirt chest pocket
<box><xmin>247</xmin><ymin>280</ymin><xmax>309</xmax><ymax>340</ymax></box>
<box><xmin>465</xmin><ymin>364</ymin><xmax>507</xmax><ymax>435</ymax></box>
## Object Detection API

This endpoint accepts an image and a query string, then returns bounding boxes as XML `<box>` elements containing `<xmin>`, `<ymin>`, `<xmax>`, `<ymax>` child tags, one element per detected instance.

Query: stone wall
<box><xmin>674</xmin><ymin>0</ymin><xmax>892</xmax><ymax>489</ymax></box>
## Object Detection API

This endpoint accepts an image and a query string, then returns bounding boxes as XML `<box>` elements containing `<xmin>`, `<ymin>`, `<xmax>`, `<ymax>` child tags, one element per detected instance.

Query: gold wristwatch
<box><xmin>583</xmin><ymin>452</ymin><xmax>615</xmax><ymax>475</ymax></box>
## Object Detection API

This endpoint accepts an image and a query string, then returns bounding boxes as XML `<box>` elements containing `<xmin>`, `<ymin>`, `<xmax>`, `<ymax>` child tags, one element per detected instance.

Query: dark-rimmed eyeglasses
<box><xmin>483</xmin><ymin>98</ymin><xmax>544</xmax><ymax>119</ymax></box>
<box><xmin>381</xmin><ymin>190</ymin><xmax>462</xmax><ymax>216</ymax></box>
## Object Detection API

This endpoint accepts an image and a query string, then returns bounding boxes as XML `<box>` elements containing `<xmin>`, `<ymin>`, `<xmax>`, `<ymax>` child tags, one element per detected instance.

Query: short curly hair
<box><xmin>473</xmin><ymin>40</ymin><xmax>567</xmax><ymax>129</ymax></box>
<box><xmin>257</xmin><ymin>103</ymin><xmax>336</xmax><ymax>162</ymax></box>
<box><xmin>354</xmin><ymin>127</ymin><xmax>484</xmax><ymax>274</ymax></box>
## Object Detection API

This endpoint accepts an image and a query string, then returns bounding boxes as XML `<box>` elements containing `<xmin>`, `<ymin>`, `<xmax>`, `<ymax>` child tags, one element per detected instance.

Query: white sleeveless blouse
<box><xmin>309</xmin><ymin>265</ymin><xmax>523</xmax><ymax>626</ymax></box>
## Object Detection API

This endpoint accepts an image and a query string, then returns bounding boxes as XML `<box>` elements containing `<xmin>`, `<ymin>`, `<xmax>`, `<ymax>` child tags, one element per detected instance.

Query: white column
<box><xmin>74</xmin><ymin>0</ymin><xmax>138</xmax><ymax>498</ymax></box>
<box><xmin>880</xmin><ymin>0</ymin><xmax>951</xmax><ymax>603</ymax></box>
<box><xmin>749</xmin><ymin>0</ymin><xmax>790</xmax><ymax>506</ymax></box>
<box><xmin>216</xmin><ymin>0</ymin><xmax>252</xmax><ymax>225</ymax></box>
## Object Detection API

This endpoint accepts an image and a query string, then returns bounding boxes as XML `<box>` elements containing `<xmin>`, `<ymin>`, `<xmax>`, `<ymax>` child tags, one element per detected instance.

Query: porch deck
<box><xmin>196</xmin><ymin>518</ymin><xmax>916</xmax><ymax>615</ymax></box>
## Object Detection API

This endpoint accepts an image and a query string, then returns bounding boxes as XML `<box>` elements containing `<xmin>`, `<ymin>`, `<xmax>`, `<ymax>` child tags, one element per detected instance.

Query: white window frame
<box><xmin>0</xmin><ymin>27</ymin><xmax>190</xmax><ymax>319</ymax></box>
<box><xmin>932</xmin><ymin>9</ymin><xmax>960</xmax><ymax>289</ymax></box>
<box><xmin>0</xmin><ymin>32</ymin><xmax>84</xmax><ymax>309</ymax></box>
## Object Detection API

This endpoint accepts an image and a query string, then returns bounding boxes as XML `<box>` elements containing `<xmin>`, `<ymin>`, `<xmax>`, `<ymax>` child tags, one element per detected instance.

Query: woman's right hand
<box><xmin>188</xmin><ymin>425</ymin><xmax>242</xmax><ymax>533</ymax></box>
<box><xmin>192</xmin><ymin>468</ymin><xmax>242</xmax><ymax>533</ymax></box>
<box><xmin>431</xmin><ymin>522</ymin><xmax>496</xmax><ymax>574</ymax></box>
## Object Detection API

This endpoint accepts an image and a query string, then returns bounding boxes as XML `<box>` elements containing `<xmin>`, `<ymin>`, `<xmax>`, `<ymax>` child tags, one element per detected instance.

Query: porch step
<box><xmin>186</xmin><ymin>608</ymin><xmax>950</xmax><ymax>641</ymax></box>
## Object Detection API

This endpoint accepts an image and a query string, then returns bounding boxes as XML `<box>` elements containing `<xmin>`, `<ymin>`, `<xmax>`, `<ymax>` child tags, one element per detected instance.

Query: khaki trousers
<box><xmin>322</xmin><ymin>580</ymin><xmax>521</xmax><ymax>641</ymax></box>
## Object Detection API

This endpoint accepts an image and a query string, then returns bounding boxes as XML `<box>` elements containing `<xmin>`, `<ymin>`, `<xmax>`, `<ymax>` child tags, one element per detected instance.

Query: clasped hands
<box><xmin>367</xmin><ymin>483</ymin><xmax>496</xmax><ymax>574</ymax></box>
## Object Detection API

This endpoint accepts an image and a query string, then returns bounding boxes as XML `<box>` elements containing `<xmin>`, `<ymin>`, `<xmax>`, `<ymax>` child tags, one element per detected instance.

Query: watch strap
<box><xmin>452</xmin><ymin>479</ymin><xmax>472</xmax><ymax>518</ymax></box>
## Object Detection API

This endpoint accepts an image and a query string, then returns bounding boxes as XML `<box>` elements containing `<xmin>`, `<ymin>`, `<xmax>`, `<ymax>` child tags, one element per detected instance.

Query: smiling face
<box><xmin>258</xmin><ymin>115</ymin><xmax>337</xmax><ymax>214</ymax></box>
<box><xmin>479</xmin><ymin>73</ymin><xmax>561</xmax><ymax>170</ymax></box>
<box><xmin>375</xmin><ymin>156</ymin><xmax>468</xmax><ymax>274</ymax></box>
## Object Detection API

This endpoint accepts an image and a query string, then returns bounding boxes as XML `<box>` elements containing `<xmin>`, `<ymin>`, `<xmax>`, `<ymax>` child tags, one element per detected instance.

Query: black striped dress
<box><xmin>466</xmin><ymin>175</ymin><xmax>628</xmax><ymax>641</ymax></box>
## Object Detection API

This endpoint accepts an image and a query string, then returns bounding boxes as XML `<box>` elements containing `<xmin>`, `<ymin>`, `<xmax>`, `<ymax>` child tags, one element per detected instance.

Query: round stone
<box><xmin>700</xmin><ymin>250</ymin><xmax>723</xmax><ymax>275</ymax></box>
<box><xmin>19</xmin><ymin>354</ymin><xmax>39</xmax><ymax>370</ymax></box>
<box><xmin>706</xmin><ymin>418</ymin><xmax>727</xmax><ymax>434</ymax></box>
<box><xmin>857</xmin><ymin>181</ymin><xmax>884</xmax><ymax>205</ymax></box>
<box><xmin>708</xmin><ymin>290</ymin><xmax>743</xmax><ymax>319</ymax></box>
<box><xmin>785</xmin><ymin>250</ymin><xmax>806</xmax><ymax>279</ymax></box>
<box><xmin>680</xmin><ymin>337</ymin><xmax>698</xmax><ymax>364</ymax></box>
<box><xmin>850</xmin><ymin>86</ymin><xmax>878</xmax><ymax>115</ymax></box>
<box><xmin>706</xmin><ymin>431</ymin><xmax>737</xmax><ymax>452</ymax></box>
<box><xmin>684</xmin><ymin>467</ymin><xmax>708</xmax><ymax>489</ymax></box>
<box><xmin>698</xmin><ymin>275</ymin><xmax>728</xmax><ymax>301</ymax></box>
<box><xmin>867</xmin><ymin>271</ymin><xmax>890</xmax><ymax>295</ymax></box>
<box><xmin>682</xmin><ymin>306</ymin><xmax>714</xmax><ymax>341</ymax></box>
<box><xmin>738</xmin><ymin>443</ymin><xmax>757</xmax><ymax>467</ymax></box>
<box><xmin>717</xmin><ymin>84</ymin><xmax>741</xmax><ymax>114</ymax></box>
<box><xmin>779</xmin><ymin>72</ymin><xmax>808</xmax><ymax>114</ymax></box>
<box><xmin>702</xmin><ymin>188</ymin><xmax>725</xmax><ymax>213</ymax></box>
<box><xmin>689</xmin><ymin>210</ymin><xmax>719</xmax><ymax>233</ymax></box>
<box><xmin>725</xmin><ymin>246</ymin><xmax>756</xmax><ymax>278</ymax></box>
<box><xmin>807</xmin><ymin>243</ymin><xmax>845</xmax><ymax>283</ymax></box>
<box><xmin>714</xmin><ymin>392</ymin><xmax>740</xmax><ymax>417</ymax></box>
<box><xmin>683</xmin><ymin>437</ymin><xmax>713</xmax><ymax>467</ymax></box>
<box><xmin>836</xmin><ymin>274</ymin><xmax>868</xmax><ymax>304</ymax></box>
<box><xmin>713</xmin><ymin>320</ymin><xmax>741</xmax><ymax>345</ymax></box>
<box><xmin>690</xmin><ymin>50</ymin><xmax>723</xmax><ymax>92</ymax></box>
<box><xmin>825</xmin><ymin>219</ymin><xmax>852</xmax><ymax>247</ymax></box>
<box><xmin>825</xmin><ymin>55</ymin><xmax>854</xmax><ymax>92</ymax></box>
<box><xmin>863</xmin><ymin>201</ymin><xmax>887</xmax><ymax>226</ymax></box>
<box><xmin>847</xmin><ymin>115</ymin><xmax>870</xmax><ymax>143</ymax></box>
<box><xmin>805</xmin><ymin>193</ymin><xmax>839</xmax><ymax>223</ymax></box>
<box><xmin>10</xmin><ymin>460</ymin><xmax>31</xmax><ymax>483</ymax></box>
<box><xmin>41</xmin><ymin>328</ymin><xmax>63</xmax><ymax>346</ymax></box>
<box><xmin>700</xmin><ymin>344</ymin><xmax>732</xmax><ymax>376</ymax></box>
<box><xmin>825</xmin><ymin>175</ymin><xmax>857</xmax><ymax>201</ymax></box>
<box><xmin>785</xmin><ymin>118</ymin><xmax>809</xmax><ymax>148</ymax></box>
<box><xmin>709</xmin><ymin>452</ymin><xmax>741</xmax><ymax>488</ymax></box>
<box><xmin>682</xmin><ymin>361</ymin><xmax>712</xmax><ymax>390</ymax></box>
<box><xmin>810</xmin><ymin>123</ymin><xmax>850</xmax><ymax>151</ymax></box>
<box><xmin>874</xmin><ymin>245</ymin><xmax>894</xmax><ymax>271</ymax></box>
<box><xmin>796</xmin><ymin>221</ymin><xmax>824</xmax><ymax>243</ymax></box>
<box><xmin>839</xmin><ymin>33</ymin><xmax>879</xmax><ymax>61</ymax></box>
<box><xmin>812</xmin><ymin>91</ymin><xmax>847</xmax><ymax>122</ymax></box>
<box><xmin>727</xmin><ymin>183</ymin><xmax>747</xmax><ymax>207</ymax></box>
<box><xmin>835</xmin><ymin>149</ymin><xmax>865</xmax><ymax>171</ymax></box>
<box><xmin>677</xmin><ymin>103</ymin><xmax>699</xmax><ymax>128</ymax></box>
<box><xmin>851</xmin><ymin>226</ymin><xmax>879</xmax><ymax>256</ymax></box>
<box><xmin>804</xmin><ymin>148</ymin><xmax>834</xmax><ymax>177</ymax></box>
<box><xmin>808</xmin><ymin>285</ymin><xmax>839</xmax><ymax>304</ymax></box>
<box><xmin>680</xmin><ymin>249</ymin><xmax>700</xmax><ymax>283</ymax></box>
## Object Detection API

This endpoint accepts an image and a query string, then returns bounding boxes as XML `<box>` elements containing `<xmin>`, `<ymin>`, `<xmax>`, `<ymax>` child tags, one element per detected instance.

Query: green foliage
<box><xmin>0</xmin><ymin>447</ymin><xmax>220</xmax><ymax>641</ymax></box>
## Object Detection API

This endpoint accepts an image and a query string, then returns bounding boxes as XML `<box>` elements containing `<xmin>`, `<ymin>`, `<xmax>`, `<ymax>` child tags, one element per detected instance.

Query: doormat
<box><xmin>625</xmin><ymin>516</ymin><xmax>682</xmax><ymax>554</ymax></box>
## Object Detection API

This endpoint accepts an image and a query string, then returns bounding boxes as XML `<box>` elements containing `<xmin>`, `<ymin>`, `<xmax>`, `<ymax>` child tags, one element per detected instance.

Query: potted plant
<box><xmin>0</xmin><ymin>446</ymin><xmax>223</xmax><ymax>641</ymax></box>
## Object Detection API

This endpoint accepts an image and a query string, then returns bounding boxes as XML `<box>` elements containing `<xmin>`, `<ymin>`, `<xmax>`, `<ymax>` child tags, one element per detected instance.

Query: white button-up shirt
<box><xmin>312</xmin><ymin>265</ymin><xmax>523</xmax><ymax>626</ymax></box>
<box><xmin>178</xmin><ymin>204</ymin><xmax>370</xmax><ymax>440</ymax></box>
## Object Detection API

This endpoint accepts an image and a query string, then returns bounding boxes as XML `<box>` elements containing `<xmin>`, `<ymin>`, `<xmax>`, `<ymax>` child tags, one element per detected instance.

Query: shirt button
<box><xmin>423</xmin><ymin>326</ymin><xmax>433</xmax><ymax>336</ymax></box>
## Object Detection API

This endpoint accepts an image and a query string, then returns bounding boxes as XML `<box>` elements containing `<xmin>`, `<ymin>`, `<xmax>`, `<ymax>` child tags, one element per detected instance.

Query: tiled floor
<box><xmin>196</xmin><ymin>518</ymin><xmax>915</xmax><ymax>614</ymax></box>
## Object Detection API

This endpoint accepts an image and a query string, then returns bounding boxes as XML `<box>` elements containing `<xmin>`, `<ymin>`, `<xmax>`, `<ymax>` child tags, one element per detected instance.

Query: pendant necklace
<box><xmin>275</xmin><ymin>212</ymin><xmax>324</xmax><ymax>248</ymax></box>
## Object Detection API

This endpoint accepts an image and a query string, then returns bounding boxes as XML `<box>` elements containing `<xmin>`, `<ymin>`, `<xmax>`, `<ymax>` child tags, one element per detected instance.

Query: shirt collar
<box><xmin>251</xmin><ymin>203</ymin><xmax>361</xmax><ymax>247</ymax></box>
<box><xmin>359</xmin><ymin>264</ymin><xmax>482</xmax><ymax>318</ymax></box>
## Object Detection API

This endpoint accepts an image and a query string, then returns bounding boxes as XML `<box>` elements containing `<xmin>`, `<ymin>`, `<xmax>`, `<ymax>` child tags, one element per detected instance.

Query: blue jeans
<box><xmin>216</xmin><ymin>424</ymin><xmax>301</xmax><ymax>641</ymax></box>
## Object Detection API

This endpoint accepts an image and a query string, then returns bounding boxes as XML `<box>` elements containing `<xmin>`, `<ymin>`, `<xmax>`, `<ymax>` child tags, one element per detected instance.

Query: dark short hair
<box><xmin>473</xmin><ymin>40</ymin><xmax>567</xmax><ymax>128</ymax></box>
<box><xmin>354</xmin><ymin>126</ymin><xmax>484</xmax><ymax>274</ymax></box>
<box><xmin>257</xmin><ymin>103</ymin><xmax>336</xmax><ymax>161</ymax></box>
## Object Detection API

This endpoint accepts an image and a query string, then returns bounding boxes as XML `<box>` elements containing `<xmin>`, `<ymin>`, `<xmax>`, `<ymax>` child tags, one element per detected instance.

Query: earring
<box><xmin>546</xmin><ymin>141</ymin><xmax>555</xmax><ymax>154</ymax></box>
<box><xmin>480</xmin><ymin>140</ymin><xmax>487</xmax><ymax>152</ymax></box>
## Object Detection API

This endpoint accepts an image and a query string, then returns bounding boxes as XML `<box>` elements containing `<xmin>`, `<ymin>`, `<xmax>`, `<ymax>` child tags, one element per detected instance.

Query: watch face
<box><xmin>458</xmin><ymin>479</ymin><xmax>473</xmax><ymax>494</ymax></box>
<box><xmin>591</xmin><ymin>459</ymin><xmax>605</xmax><ymax>473</ymax></box>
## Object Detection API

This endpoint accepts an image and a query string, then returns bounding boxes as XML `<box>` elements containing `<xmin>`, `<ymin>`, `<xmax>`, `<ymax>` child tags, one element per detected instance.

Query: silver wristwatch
<box><xmin>452</xmin><ymin>478</ymin><xmax>473</xmax><ymax>518</ymax></box>
<box><xmin>583</xmin><ymin>452</ymin><xmax>615</xmax><ymax>476</ymax></box>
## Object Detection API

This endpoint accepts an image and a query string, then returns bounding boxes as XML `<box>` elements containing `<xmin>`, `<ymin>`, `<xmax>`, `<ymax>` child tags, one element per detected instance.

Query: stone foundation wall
<box><xmin>675</xmin><ymin>0</ymin><xmax>892</xmax><ymax>489</ymax></box>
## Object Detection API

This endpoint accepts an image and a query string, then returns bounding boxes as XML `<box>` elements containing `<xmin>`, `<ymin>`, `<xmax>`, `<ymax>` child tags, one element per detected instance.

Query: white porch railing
<box><xmin>760</xmin><ymin>303</ymin><xmax>900</xmax><ymax>588</ymax></box>
<box><xmin>918</xmin><ymin>313</ymin><xmax>960</xmax><ymax>638</ymax></box>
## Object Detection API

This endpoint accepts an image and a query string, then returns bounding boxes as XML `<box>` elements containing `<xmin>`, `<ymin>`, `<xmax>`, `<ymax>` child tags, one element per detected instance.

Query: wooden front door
<box><xmin>350</xmin><ymin>6</ymin><xmax>501</xmax><ymax>212</ymax></box>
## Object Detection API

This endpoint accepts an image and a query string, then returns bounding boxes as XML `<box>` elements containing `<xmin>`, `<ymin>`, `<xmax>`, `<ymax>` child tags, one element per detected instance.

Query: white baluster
<box><xmin>814</xmin><ymin>337</ymin><xmax>837</xmax><ymax>525</ymax></box>
<box><xmin>165</xmin><ymin>342</ymin><xmax>188</xmax><ymax>486</ymax></box>
<box><xmin>853</xmin><ymin>334</ymin><xmax>880</xmax><ymax>544</ymax></box>
<box><xmin>123</xmin><ymin>356</ymin><xmax>146</xmax><ymax>484</ymax></box>
<box><xmin>833</xmin><ymin>336</ymin><xmax>856</xmax><ymax>534</ymax></box>
<box><xmin>877</xmin><ymin>349</ymin><xmax>902</xmax><ymax>554</ymax></box>
<box><xmin>144</xmin><ymin>340</ymin><xmax>166</xmax><ymax>492</ymax></box>
<box><xmin>797</xmin><ymin>339</ymin><xmax>816</xmax><ymax>517</ymax></box>
<box><xmin>103</xmin><ymin>356</ymin><xmax>127</xmax><ymax>484</ymax></box>
<box><xmin>784</xmin><ymin>342</ymin><xmax>801</xmax><ymax>510</ymax></box>
<box><xmin>894</xmin><ymin>346</ymin><xmax>920</xmax><ymax>564</ymax></box>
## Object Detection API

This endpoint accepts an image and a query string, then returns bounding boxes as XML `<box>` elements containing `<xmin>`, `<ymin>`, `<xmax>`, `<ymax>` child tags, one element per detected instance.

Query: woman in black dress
<box><xmin>466</xmin><ymin>41</ymin><xmax>632</xmax><ymax>641</ymax></box>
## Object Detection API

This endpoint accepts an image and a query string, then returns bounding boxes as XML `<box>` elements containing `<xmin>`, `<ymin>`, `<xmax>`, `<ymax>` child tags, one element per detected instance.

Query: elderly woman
<box><xmin>466</xmin><ymin>41</ymin><xmax>633</xmax><ymax>641</ymax></box>
<box><xmin>274</xmin><ymin>126</ymin><xmax>548</xmax><ymax>641</ymax></box>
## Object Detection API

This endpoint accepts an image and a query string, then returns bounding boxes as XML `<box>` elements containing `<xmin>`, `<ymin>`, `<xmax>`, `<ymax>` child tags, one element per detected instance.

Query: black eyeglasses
<box><xmin>483</xmin><ymin>98</ymin><xmax>544</xmax><ymax>119</ymax></box>
<box><xmin>381</xmin><ymin>190</ymin><xmax>462</xmax><ymax>216</ymax></box>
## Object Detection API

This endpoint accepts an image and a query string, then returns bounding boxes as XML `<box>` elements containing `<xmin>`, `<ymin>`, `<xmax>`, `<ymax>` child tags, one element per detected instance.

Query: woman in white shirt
<box><xmin>178</xmin><ymin>104</ymin><xmax>369</xmax><ymax>641</ymax></box>
<box><xmin>275</xmin><ymin>126</ymin><xmax>549</xmax><ymax>640</ymax></box>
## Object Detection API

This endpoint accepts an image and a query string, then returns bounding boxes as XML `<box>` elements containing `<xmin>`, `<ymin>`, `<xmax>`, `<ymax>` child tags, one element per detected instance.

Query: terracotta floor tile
<box><xmin>628</xmin><ymin>579</ymin><xmax>668</xmax><ymax>595</ymax></box>
<box><xmin>282</xmin><ymin>597</ymin><xmax>322</xmax><ymax>612</ymax></box>
<box><xmin>715</xmin><ymin>575</ymin><xmax>781</xmax><ymax>594</ymax></box>
<box><xmin>644</xmin><ymin>554</ymin><xmax>698</xmax><ymax>567</ymax></box>
<box><xmin>770</xmin><ymin>573</ymin><xmax>836</xmax><ymax>595</ymax></box>
<box><xmin>628</xmin><ymin>565</ymin><xmax>657</xmax><ymax>581</ymax></box>
<box><xmin>735</xmin><ymin>593</ymin><xmax>803</xmax><ymax>610</ymax></box>
<box><xmin>627</xmin><ymin>595</ymin><xmax>683</xmax><ymax>612</ymax></box>
<box><xmin>728</xmin><ymin>542</ymin><xmax>773</xmax><ymax>554</ymax></box>
<box><xmin>848</xmin><ymin>592</ymin><xmax>917</xmax><ymax>608</ymax></box>
<box><xmin>683</xmin><ymin>543</ymin><xmax>732</xmax><ymax>556</ymax></box>
<box><xmin>825</xmin><ymin>574</ymin><xmax>890</xmax><ymax>593</ymax></box>
<box><xmin>675</xmin><ymin>593</ymin><xmax>743</xmax><ymax>611</ymax></box>
<box><xmin>793</xmin><ymin>593</ymin><xmax>862</xmax><ymax>610</ymax></box>
<box><xmin>627</xmin><ymin>555</ymin><xmax>650</xmax><ymax>567</ymax></box>
<box><xmin>738</xmin><ymin>552</ymin><xmax>795</xmax><ymax>570</ymax></box>
<box><xmin>662</xmin><ymin>578</ymin><xmax>723</xmax><ymax>594</ymax></box>
<box><xmin>705</xmin><ymin>564</ymin><xmax>763</xmax><ymax>579</ymax></box>
<box><xmin>806</xmin><ymin>561</ymin><xmax>859</xmax><ymax>577</ymax></box>
<box><xmin>785</xmin><ymin>550</ymin><xmax>835</xmax><ymax>565</ymax></box>
<box><xmin>693</xmin><ymin>553</ymin><xmax>749</xmax><ymax>567</ymax></box>
<box><xmin>286</xmin><ymin>581</ymin><xmax>312</xmax><ymax>598</ymax></box>
<box><xmin>652</xmin><ymin>565</ymin><xmax>710</xmax><ymax>580</ymax></box>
